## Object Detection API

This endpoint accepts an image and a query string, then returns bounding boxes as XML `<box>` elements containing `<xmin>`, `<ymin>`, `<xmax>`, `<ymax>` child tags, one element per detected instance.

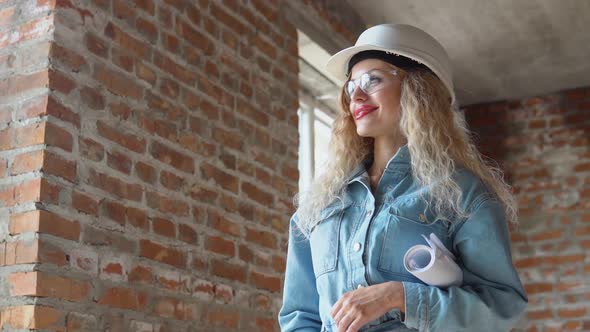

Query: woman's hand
<box><xmin>330</xmin><ymin>281</ymin><xmax>405</xmax><ymax>332</ymax></box>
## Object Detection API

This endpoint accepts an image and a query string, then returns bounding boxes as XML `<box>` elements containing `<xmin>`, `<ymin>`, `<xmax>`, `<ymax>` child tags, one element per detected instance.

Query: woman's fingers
<box><xmin>346</xmin><ymin>317</ymin><xmax>365</xmax><ymax>332</ymax></box>
<box><xmin>336</xmin><ymin>310</ymin><xmax>355</xmax><ymax>332</ymax></box>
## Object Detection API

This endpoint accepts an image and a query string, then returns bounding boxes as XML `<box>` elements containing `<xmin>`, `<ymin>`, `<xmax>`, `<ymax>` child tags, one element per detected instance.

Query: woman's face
<box><xmin>346</xmin><ymin>58</ymin><xmax>404</xmax><ymax>139</ymax></box>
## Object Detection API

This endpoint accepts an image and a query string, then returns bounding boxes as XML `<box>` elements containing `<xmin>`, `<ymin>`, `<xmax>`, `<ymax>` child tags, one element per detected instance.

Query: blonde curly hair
<box><xmin>294</xmin><ymin>68</ymin><xmax>517</xmax><ymax>237</ymax></box>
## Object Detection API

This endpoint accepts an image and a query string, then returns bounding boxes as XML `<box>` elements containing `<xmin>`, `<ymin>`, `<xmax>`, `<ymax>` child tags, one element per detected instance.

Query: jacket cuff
<box><xmin>401</xmin><ymin>282</ymin><xmax>428</xmax><ymax>330</ymax></box>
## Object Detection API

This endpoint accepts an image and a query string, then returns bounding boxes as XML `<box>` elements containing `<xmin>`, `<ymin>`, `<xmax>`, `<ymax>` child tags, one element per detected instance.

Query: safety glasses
<box><xmin>344</xmin><ymin>69</ymin><xmax>400</xmax><ymax>100</ymax></box>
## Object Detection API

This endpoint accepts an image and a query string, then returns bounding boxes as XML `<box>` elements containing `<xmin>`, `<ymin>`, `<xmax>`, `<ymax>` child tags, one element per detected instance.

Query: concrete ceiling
<box><xmin>307</xmin><ymin>0</ymin><xmax>590</xmax><ymax>106</ymax></box>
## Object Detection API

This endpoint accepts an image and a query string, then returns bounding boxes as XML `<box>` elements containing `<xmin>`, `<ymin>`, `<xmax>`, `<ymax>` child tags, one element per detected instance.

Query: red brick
<box><xmin>11</xmin><ymin>122</ymin><xmax>46</xmax><ymax>150</ymax></box>
<box><xmin>43</xmin><ymin>150</ymin><xmax>77</xmax><ymax>182</ymax></box>
<box><xmin>44</xmin><ymin>121</ymin><xmax>73</xmax><ymax>152</ymax></box>
<box><xmin>210</xmin><ymin>212</ymin><xmax>241</xmax><ymax>237</ymax></box>
<box><xmin>48</xmin><ymin>68</ymin><xmax>76</xmax><ymax>94</ymax></box>
<box><xmin>4</xmin><ymin>239</ymin><xmax>39</xmax><ymax>265</ymax></box>
<box><xmin>245</xmin><ymin>227</ymin><xmax>277</xmax><ymax>249</ymax></box>
<box><xmin>250</xmin><ymin>270</ymin><xmax>281</xmax><ymax>293</ymax></box>
<box><xmin>126</xmin><ymin>207</ymin><xmax>149</xmax><ymax>230</ymax></box>
<box><xmin>85</xmin><ymin>31</ymin><xmax>109</xmax><ymax>58</ymax></box>
<box><xmin>135</xmin><ymin>161</ymin><xmax>156</xmax><ymax>184</ymax></box>
<box><xmin>96</xmin><ymin>120</ymin><xmax>146</xmax><ymax>153</ymax></box>
<box><xmin>102</xmin><ymin>262</ymin><xmax>123</xmax><ymax>275</ymax></box>
<box><xmin>574</xmin><ymin>162</ymin><xmax>590</xmax><ymax>172</ymax></box>
<box><xmin>0</xmin><ymin>305</ymin><xmax>65</xmax><ymax>330</ymax></box>
<box><xmin>527</xmin><ymin>309</ymin><xmax>553</xmax><ymax>320</ymax></box>
<box><xmin>72</xmin><ymin>190</ymin><xmax>99</xmax><ymax>216</ymax></box>
<box><xmin>153</xmin><ymin>51</ymin><xmax>195</xmax><ymax>84</ymax></box>
<box><xmin>175</xmin><ymin>19</ymin><xmax>215</xmax><ymax>55</ymax></box>
<box><xmin>139</xmin><ymin>239</ymin><xmax>185</xmax><ymax>268</ymax></box>
<box><xmin>82</xmin><ymin>226</ymin><xmax>136</xmax><ymax>254</ymax></box>
<box><xmin>152</xmin><ymin>297</ymin><xmax>177</xmax><ymax>318</ymax></box>
<box><xmin>146</xmin><ymin>190</ymin><xmax>189</xmax><ymax>216</ymax></box>
<box><xmin>136</xmin><ymin>61</ymin><xmax>156</xmax><ymax>85</ymax></box>
<box><xmin>46</xmin><ymin>95</ymin><xmax>80</xmax><ymax>127</ymax></box>
<box><xmin>282</xmin><ymin>164</ymin><xmax>299</xmax><ymax>181</ymax></box>
<box><xmin>106</xmin><ymin>149</ymin><xmax>132</xmax><ymax>174</ymax></box>
<box><xmin>178</xmin><ymin>223</ymin><xmax>198</xmax><ymax>245</ymax></box>
<box><xmin>200</xmin><ymin>162</ymin><xmax>239</xmax><ymax>193</ymax></box>
<box><xmin>272</xmin><ymin>255</ymin><xmax>286</xmax><ymax>273</ymax></box>
<box><xmin>0</xmin><ymin>178</ymin><xmax>43</xmax><ymax>207</ymax></box>
<box><xmin>558</xmin><ymin>308</ymin><xmax>587</xmax><ymax>318</ymax></box>
<box><xmin>134</xmin><ymin>0</ymin><xmax>155</xmax><ymax>14</ymax></box>
<box><xmin>79</xmin><ymin>136</ymin><xmax>104</xmax><ymax>161</ymax></box>
<box><xmin>128</xmin><ymin>265</ymin><xmax>153</xmax><ymax>284</ymax></box>
<box><xmin>149</xmin><ymin>141</ymin><xmax>194</xmax><ymax>173</ymax></box>
<box><xmin>152</xmin><ymin>217</ymin><xmax>176</xmax><ymax>238</ymax></box>
<box><xmin>255</xmin><ymin>316</ymin><xmax>275</xmax><ymax>332</ymax></box>
<box><xmin>138</xmin><ymin>115</ymin><xmax>178</xmax><ymax>141</ymax></box>
<box><xmin>97</xmin><ymin>287</ymin><xmax>146</xmax><ymax>311</ymax></box>
<box><xmin>87</xmin><ymin>168</ymin><xmax>143</xmax><ymax>201</ymax></box>
<box><xmin>11</xmin><ymin>149</ymin><xmax>44</xmax><ymax>175</ymax></box>
<box><xmin>101</xmin><ymin>199</ymin><xmax>126</xmax><ymax>225</ymax></box>
<box><xmin>39</xmin><ymin>177</ymin><xmax>61</xmax><ymax>204</ymax></box>
<box><xmin>93</xmin><ymin>63</ymin><xmax>143</xmax><ymax>100</ymax></box>
<box><xmin>112</xmin><ymin>0</ymin><xmax>135</xmax><ymax>23</ymax></box>
<box><xmin>212</xmin><ymin>128</ymin><xmax>243</xmax><ymax>150</ymax></box>
<box><xmin>205</xmin><ymin>235</ymin><xmax>235</xmax><ymax>257</ymax></box>
<box><xmin>242</xmin><ymin>181</ymin><xmax>273</xmax><ymax>205</ymax></box>
<box><xmin>211</xmin><ymin>259</ymin><xmax>246</xmax><ymax>282</ymax></box>
<box><xmin>80</xmin><ymin>86</ymin><xmax>105</xmax><ymax>110</ymax></box>
<box><xmin>206</xmin><ymin>307</ymin><xmax>239</xmax><ymax>329</ymax></box>
<box><xmin>531</xmin><ymin>230</ymin><xmax>563</xmax><ymax>242</ymax></box>
<box><xmin>9</xmin><ymin>210</ymin><xmax>80</xmax><ymax>241</ymax></box>
<box><xmin>65</xmin><ymin>312</ymin><xmax>97</xmax><ymax>331</ymax></box>
<box><xmin>104</xmin><ymin>21</ymin><xmax>151</xmax><ymax>59</ymax></box>
<box><xmin>0</xmin><ymin>70</ymin><xmax>48</xmax><ymax>98</ymax></box>
<box><xmin>50</xmin><ymin>43</ymin><xmax>87</xmax><ymax>72</ymax></box>
<box><xmin>525</xmin><ymin>282</ymin><xmax>553</xmax><ymax>294</ymax></box>
<box><xmin>0</xmin><ymin>158</ymin><xmax>8</xmax><ymax>178</ymax></box>
<box><xmin>111</xmin><ymin>48</ymin><xmax>134</xmax><ymax>72</ymax></box>
<box><xmin>160</xmin><ymin>170</ymin><xmax>184</xmax><ymax>190</ymax></box>
<box><xmin>8</xmin><ymin>271</ymin><xmax>91</xmax><ymax>302</ymax></box>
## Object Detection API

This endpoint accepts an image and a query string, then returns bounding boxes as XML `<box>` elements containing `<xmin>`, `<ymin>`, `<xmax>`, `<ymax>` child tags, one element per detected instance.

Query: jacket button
<box><xmin>353</xmin><ymin>242</ymin><xmax>362</xmax><ymax>252</ymax></box>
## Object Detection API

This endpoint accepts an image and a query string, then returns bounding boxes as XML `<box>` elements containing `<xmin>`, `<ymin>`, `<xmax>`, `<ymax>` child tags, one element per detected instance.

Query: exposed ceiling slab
<box><xmin>337</xmin><ymin>0</ymin><xmax>590</xmax><ymax>106</ymax></box>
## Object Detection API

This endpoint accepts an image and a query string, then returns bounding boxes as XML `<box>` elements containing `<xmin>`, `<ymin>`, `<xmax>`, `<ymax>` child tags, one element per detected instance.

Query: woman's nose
<box><xmin>351</xmin><ymin>86</ymin><xmax>368</xmax><ymax>101</ymax></box>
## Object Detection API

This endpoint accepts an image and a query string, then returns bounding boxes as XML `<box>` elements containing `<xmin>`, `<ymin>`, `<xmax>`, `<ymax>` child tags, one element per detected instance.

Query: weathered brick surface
<box><xmin>464</xmin><ymin>89</ymin><xmax>590</xmax><ymax>331</ymax></box>
<box><xmin>10</xmin><ymin>0</ymin><xmax>577</xmax><ymax>331</ymax></box>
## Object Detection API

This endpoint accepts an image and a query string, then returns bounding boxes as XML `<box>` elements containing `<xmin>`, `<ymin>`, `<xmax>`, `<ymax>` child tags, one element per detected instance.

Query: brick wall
<box><xmin>6</xmin><ymin>0</ymin><xmax>585</xmax><ymax>331</ymax></box>
<box><xmin>464</xmin><ymin>87</ymin><xmax>590</xmax><ymax>332</ymax></box>
<box><xmin>0</xmin><ymin>0</ymin><xmax>357</xmax><ymax>330</ymax></box>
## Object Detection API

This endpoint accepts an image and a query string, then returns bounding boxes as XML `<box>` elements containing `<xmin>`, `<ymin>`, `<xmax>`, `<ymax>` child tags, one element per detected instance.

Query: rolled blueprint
<box><xmin>403</xmin><ymin>233</ymin><xmax>463</xmax><ymax>287</ymax></box>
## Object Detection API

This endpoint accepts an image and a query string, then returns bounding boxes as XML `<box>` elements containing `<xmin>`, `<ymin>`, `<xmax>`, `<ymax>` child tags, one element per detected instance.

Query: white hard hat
<box><xmin>326</xmin><ymin>23</ymin><xmax>456</xmax><ymax>106</ymax></box>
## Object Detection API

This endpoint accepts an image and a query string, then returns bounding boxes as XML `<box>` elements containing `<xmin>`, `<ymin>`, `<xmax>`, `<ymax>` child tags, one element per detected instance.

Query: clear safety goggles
<box><xmin>344</xmin><ymin>69</ymin><xmax>400</xmax><ymax>100</ymax></box>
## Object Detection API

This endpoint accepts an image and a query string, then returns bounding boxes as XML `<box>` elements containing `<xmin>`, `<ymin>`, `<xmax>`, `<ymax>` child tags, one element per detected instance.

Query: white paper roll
<box><xmin>403</xmin><ymin>233</ymin><xmax>463</xmax><ymax>287</ymax></box>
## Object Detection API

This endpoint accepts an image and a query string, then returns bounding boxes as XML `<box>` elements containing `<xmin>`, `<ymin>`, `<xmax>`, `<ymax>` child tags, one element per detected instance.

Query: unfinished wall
<box><xmin>464</xmin><ymin>87</ymin><xmax>590</xmax><ymax>332</ymax></box>
<box><xmin>0</xmin><ymin>0</ymin><xmax>327</xmax><ymax>330</ymax></box>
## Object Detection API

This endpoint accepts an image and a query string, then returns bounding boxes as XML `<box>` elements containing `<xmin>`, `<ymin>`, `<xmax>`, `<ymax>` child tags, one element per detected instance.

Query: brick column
<box><xmin>0</xmin><ymin>0</ymin><xmax>337</xmax><ymax>330</ymax></box>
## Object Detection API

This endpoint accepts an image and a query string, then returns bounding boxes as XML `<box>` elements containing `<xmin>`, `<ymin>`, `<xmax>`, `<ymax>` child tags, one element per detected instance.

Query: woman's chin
<box><xmin>356</xmin><ymin>128</ymin><xmax>376</xmax><ymax>138</ymax></box>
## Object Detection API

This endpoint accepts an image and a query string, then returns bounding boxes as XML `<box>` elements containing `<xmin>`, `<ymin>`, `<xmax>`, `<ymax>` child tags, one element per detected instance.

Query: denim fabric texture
<box><xmin>278</xmin><ymin>145</ymin><xmax>528</xmax><ymax>332</ymax></box>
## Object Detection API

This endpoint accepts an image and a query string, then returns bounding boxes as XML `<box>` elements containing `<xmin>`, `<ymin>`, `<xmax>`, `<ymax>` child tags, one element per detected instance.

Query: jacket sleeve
<box><xmin>401</xmin><ymin>195</ymin><xmax>528</xmax><ymax>332</ymax></box>
<box><xmin>278</xmin><ymin>213</ymin><xmax>322</xmax><ymax>331</ymax></box>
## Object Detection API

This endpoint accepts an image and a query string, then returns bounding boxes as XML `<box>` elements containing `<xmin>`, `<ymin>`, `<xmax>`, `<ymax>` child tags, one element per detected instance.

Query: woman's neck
<box><xmin>368</xmin><ymin>136</ymin><xmax>407</xmax><ymax>179</ymax></box>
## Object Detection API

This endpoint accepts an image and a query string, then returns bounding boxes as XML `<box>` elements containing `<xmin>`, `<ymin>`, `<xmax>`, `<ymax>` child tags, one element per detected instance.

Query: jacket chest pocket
<box><xmin>378</xmin><ymin>201</ymin><xmax>452</xmax><ymax>277</ymax></box>
<box><xmin>309</xmin><ymin>205</ymin><xmax>346</xmax><ymax>278</ymax></box>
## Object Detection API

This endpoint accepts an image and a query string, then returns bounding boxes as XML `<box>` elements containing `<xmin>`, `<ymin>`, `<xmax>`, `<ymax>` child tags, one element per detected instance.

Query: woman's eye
<box><xmin>369</xmin><ymin>76</ymin><xmax>382</xmax><ymax>83</ymax></box>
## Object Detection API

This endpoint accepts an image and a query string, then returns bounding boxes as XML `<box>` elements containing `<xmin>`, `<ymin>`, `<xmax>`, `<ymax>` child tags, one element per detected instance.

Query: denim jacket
<box><xmin>278</xmin><ymin>145</ymin><xmax>528</xmax><ymax>332</ymax></box>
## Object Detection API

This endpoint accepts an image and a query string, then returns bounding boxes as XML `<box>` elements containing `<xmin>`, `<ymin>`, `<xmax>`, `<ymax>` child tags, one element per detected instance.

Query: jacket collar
<box><xmin>347</xmin><ymin>144</ymin><xmax>411</xmax><ymax>184</ymax></box>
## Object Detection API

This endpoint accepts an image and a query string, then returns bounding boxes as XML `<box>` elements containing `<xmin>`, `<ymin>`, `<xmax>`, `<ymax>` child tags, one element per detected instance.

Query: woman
<box><xmin>278</xmin><ymin>24</ymin><xmax>527</xmax><ymax>332</ymax></box>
